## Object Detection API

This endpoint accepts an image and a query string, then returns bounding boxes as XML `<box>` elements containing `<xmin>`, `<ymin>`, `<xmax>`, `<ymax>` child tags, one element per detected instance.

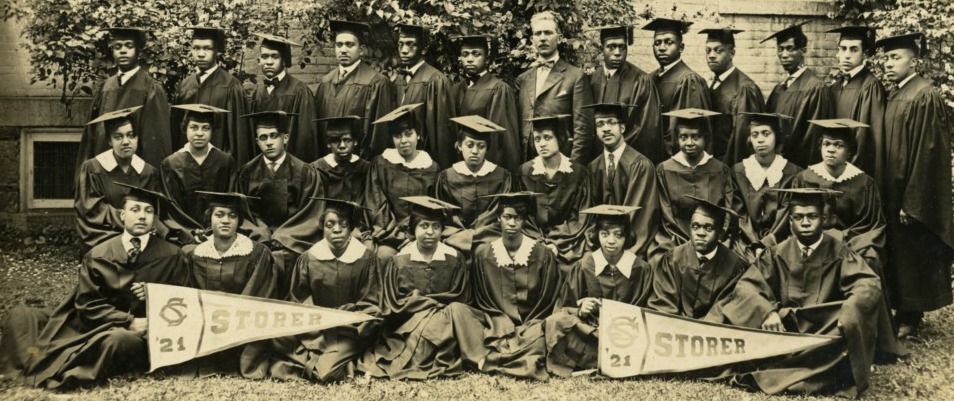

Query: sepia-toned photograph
<box><xmin>0</xmin><ymin>0</ymin><xmax>951</xmax><ymax>399</ymax></box>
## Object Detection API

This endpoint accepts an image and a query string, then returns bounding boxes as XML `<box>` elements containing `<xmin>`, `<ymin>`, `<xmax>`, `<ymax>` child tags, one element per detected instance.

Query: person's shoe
<box><xmin>898</xmin><ymin>323</ymin><xmax>919</xmax><ymax>339</ymax></box>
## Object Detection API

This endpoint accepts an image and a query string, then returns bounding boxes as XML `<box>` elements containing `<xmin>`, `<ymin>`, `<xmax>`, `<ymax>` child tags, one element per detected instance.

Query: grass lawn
<box><xmin>1</xmin><ymin>241</ymin><xmax>952</xmax><ymax>401</ymax></box>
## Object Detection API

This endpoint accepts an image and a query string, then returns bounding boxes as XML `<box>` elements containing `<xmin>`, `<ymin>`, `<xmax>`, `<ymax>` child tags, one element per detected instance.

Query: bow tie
<box><xmin>398</xmin><ymin>68</ymin><xmax>414</xmax><ymax>77</ymax></box>
<box><xmin>264</xmin><ymin>77</ymin><xmax>280</xmax><ymax>87</ymax></box>
<box><xmin>533</xmin><ymin>60</ymin><xmax>556</xmax><ymax>69</ymax></box>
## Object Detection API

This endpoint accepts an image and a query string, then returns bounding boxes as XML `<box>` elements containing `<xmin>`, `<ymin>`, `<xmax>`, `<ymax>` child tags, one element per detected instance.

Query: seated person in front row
<box><xmin>180</xmin><ymin>191</ymin><xmax>277</xmax><ymax>377</ymax></box>
<box><xmin>435</xmin><ymin>115</ymin><xmax>514</xmax><ymax>254</ymax></box>
<box><xmin>159</xmin><ymin>104</ymin><xmax>239</xmax><ymax>243</ymax></box>
<box><xmin>516</xmin><ymin>115</ymin><xmax>591</xmax><ymax>273</ymax></box>
<box><xmin>448</xmin><ymin>192</ymin><xmax>562</xmax><ymax>381</ymax></box>
<box><xmin>648</xmin><ymin>195</ymin><xmax>749</xmax><ymax>320</ymax></box>
<box><xmin>365</xmin><ymin>103</ymin><xmax>441</xmax><ymax>262</ymax></box>
<box><xmin>236</xmin><ymin>110</ymin><xmax>323</xmax><ymax>300</ymax></box>
<box><xmin>0</xmin><ymin>184</ymin><xmax>190</xmax><ymax>389</ymax></box>
<box><xmin>242</xmin><ymin>198</ymin><xmax>380</xmax><ymax>383</ymax></box>
<box><xmin>584</xmin><ymin>102</ymin><xmax>662</xmax><ymax>259</ymax></box>
<box><xmin>359</xmin><ymin>196</ymin><xmax>471</xmax><ymax>380</ymax></box>
<box><xmin>75</xmin><ymin>106</ymin><xmax>161</xmax><ymax>255</ymax></box>
<box><xmin>708</xmin><ymin>188</ymin><xmax>903</xmax><ymax>397</ymax></box>
<box><xmin>651</xmin><ymin>108</ymin><xmax>743</xmax><ymax>265</ymax></box>
<box><xmin>545</xmin><ymin>204</ymin><xmax>654</xmax><ymax>377</ymax></box>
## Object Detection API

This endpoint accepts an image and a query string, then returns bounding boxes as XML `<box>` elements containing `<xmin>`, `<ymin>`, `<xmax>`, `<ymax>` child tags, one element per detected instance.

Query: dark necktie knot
<box><xmin>534</xmin><ymin>60</ymin><xmax>555</xmax><ymax>70</ymax></box>
<box><xmin>128</xmin><ymin>237</ymin><xmax>142</xmax><ymax>263</ymax></box>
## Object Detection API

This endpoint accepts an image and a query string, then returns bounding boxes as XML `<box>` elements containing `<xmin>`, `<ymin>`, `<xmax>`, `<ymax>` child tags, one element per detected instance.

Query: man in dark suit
<box><xmin>248</xmin><ymin>33</ymin><xmax>319</xmax><ymax>163</ymax></box>
<box><xmin>643</xmin><ymin>18</ymin><xmax>712</xmax><ymax>157</ymax></box>
<box><xmin>827</xmin><ymin>26</ymin><xmax>885</xmax><ymax>174</ymax></box>
<box><xmin>315</xmin><ymin>20</ymin><xmax>396</xmax><ymax>160</ymax></box>
<box><xmin>172</xmin><ymin>27</ymin><xmax>252</xmax><ymax>165</ymax></box>
<box><xmin>78</xmin><ymin>27</ymin><xmax>170</xmax><ymax>173</ymax></box>
<box><xmin>516</xmin><ymin>11</ymin><xmax>595</xmax><ymax>164</ymax></box>
<box><xmin>699</xmin><ymin>28</ymin><xmax>765</xmax><ymax>164</ymax></box>
<box><xmin>393</xmin><ymin>24</ymin><xmax>457</xmax><ymax>168</ymax></box>
<box><xmin>762</xmin><ymin>22</ymin><xmax>834</xmax><ymax>168</ymax></box>
<box><xmin>588</xmin><ymin>25</ymin><xmax>664</xmax><ymax>164</ymax></box>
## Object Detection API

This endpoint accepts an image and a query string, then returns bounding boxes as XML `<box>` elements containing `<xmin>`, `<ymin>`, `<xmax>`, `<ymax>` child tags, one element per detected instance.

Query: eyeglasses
<box><xmin>689</xmin><ymin>223</ymin><xmax>717</xmax><ymax>233</ymax></box>
<box><xmin>789</xmin><ymin>213</ymin><xmax>821</xmax><ymax>222</ymax></box>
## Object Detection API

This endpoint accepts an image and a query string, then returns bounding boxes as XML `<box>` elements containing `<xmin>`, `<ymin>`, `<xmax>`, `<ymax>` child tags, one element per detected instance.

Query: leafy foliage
<box><xmin>831</xmin><ymin>0</ymin><xmax>954</xmax><ymax>109</ymax></box>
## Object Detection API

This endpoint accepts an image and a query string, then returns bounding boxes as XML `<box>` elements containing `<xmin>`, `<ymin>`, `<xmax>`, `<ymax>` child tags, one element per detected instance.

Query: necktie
<box><xmin>399</xmin><ymin>68</ymin><xmax>413</xmax><ymax>83</ymax></box>
<box><xmin>607</xmin><ymin>153</ymin><xmax>616</xmax><ymax>183</ymax></box>
<box><xmin>128</xmin><ymin>237</ymin><xmax>142</xmax><ymax>263</ymax></box>
<box><xmin>698</xmin><ymin>256</ymin><xmax>708</xmax><ymax>265</ymax></box>
<box><xmin>268</xmin><ymin>161</ymin><xmax>278</xmax><ymax>172</ymax></box>
<box><xmin>801</xmin><ymin>246</ymin><xmax>811</xmax><ymax>260</ymax></box>
<box><xmin>264</xmin><ymin>77</ymin><xmax>279</xmax><ymax>88</ymax></box>
<box><xmin>841</xmin><ymin>74</ymin><xmax>851</xmax><ymax>86</ymax></box>
<box><xmin>118</xmin><ymin>71</ymin><xmax>128</xmax><ymax>86</ymax></box>
<box><xmin>710</xmin><ymin>75</ymin><xmax>721</xmax><ymax>90</ymax></box>
<box><xmin>533</xmin><ymin>60</ymin><xmax>555</xmax><ymax>70</ymax></box>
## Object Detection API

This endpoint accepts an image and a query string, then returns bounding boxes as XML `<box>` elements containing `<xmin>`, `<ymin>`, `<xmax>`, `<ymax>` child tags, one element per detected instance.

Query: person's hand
<box><xmin>129</xmin><ymin>317</ymin><xmax>147</xmax><ymax>336</ymax></box>
<box><xmin>576</xmin><ymin>298</ymin><xmax>601</xmax><ymax>318</ymax></box>
<box><xmin>761</xmin><ymin>311</ymin><xmax>785</xmax><ymax>332</ymax></box>
<box><xmin>131</xmin><ymin>282</ymin><xmax>146</xmax><ymax>301</ymax></box>
<box><xmin>899</xmin><ymin>209</ymin><xmax>911</xmax><ymax>225</ymax></box>
<box><xmin>546</xmin><ymin>243</ymin><xmax>558</xmax><ymax>256</ymax></box>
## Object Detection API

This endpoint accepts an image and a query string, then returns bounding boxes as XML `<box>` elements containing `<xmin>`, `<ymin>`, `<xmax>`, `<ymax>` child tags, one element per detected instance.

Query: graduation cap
<box><xmin>188</xmin><ymin>27</ymin><xmax>227</xmax><ymax>52</ymax></box>
<box><xmin>401</xmin><ymin>196</ymin><xmax>460</xmax><ymax>223</ymax></box>
<box><xmin>685</xmin><ymin>195</ymin><xmax>739</xmax><ymax>229</ymax></box>
<box><xmin>740</xmin><ymin>112</ymin><xmax>792</xmax><ymax>134</ymax></box>
<box><xmin>87</xmin><ymin>105</ymin><xmax>142</xmax><ymax>134</ymax></box>
<box><xmin>809</xmin><ymin>118</ymin><xmax>868</xmax><ymax>150</ymax></box>
<box><xmin>310</xmin><ymin>197</ymin><xmax>369</xmax><ymax>224</ymax></box>
<box><xmin>875</xmin><ymin>32</ymin><xmax>927</xmax><ymax>57</ymax></box>
<box><xmin>373</xmin><ymin>103</ymin><xmax>423</xmax><ymax>133</ymax></box>
<box><xmin>581</xmin><ymin>204</ymin><xmax>640</xmax><ymax>227</ymax></box>
<box><xmin>699</xmin><ymin>28</ymin><xmax>744</xmax><ymax>47</ymax></box>
<box><xmin>254</xmin><ymin>32</ymin><xmax>301</xmax><ymax>67</ymax></box>
<box><xmin>482</xmin><ymin>191</ymin><xmax>541</xmax><ymax>210</ymax></box>
<box><xmin>195</xmin><ymin>191</ymin><xmax>258</xmax><ymax>221</ymax></box>
<box><xmin>527</xmin><ymin>114</ymin><xmax>571</xmax><ymax>141</ymax></box>
<box><xmin>662</xmin><ymin>108</ymin><xmax>720</xmax><ymax>131</ymax></box>
<box><xmin>827</xmin><ymin>26</ymin><xmax>877</xmax><ymax>51</ymax></box>
<box><xmin>760</xmin><ymin>21</ymin><xmax>810</xmax><ymax>45</ymax></box>
<box><xmin>588</xmin><ymin>25</ymin><xmax>635</xmax><ymax>45</ymax></box>
<box><xmin>451</xmin><ymin>115</ymin><xmax>505</xmax><ymax>141</ymax></box>
<box><xmin>173</xmin><ymin>103</ymin><xmax>229</xmax><ymax>126</ymax></box>
<box><xmin>315</xmin><ymin>116</ymin><xmax>365</xmax><ymax>140</ymax></box>
<box><xmin>330</xmin><ymin>20</ymin><xmax>370</xmax><ymax>43</ymax></box>
<box><xmin>583</xmin><ymin>103</ymin><xmax>637</xmax><ymax>120</ymax></box>
<box><xmin>641</xmin><ymin>18</ymin><xmax>692</xmax><ymax>37</ymax></box>
<box><xmin>771</xmin><ymin>187</ymin><xmax>842</xmax><ymax>208</ymax></box>
<box><xmin>107</xmin><ymin>27</ymin><xmax>148</xmax><ymax>47</ymax></box>
<box><xmin>396</xmin><ymin>24</ymin><xmax>428</xmax><ymax>46</ymax></box>
<box><xmin>452</xmin><ymin>35</ymin><xmax>495</xmax><ymax>56</ymax></box>
<box><xmin>114</xmin><ymin>182</ymin><xmax>168</xmax><ymax>212</ymax></box>
<box><xmin>241</xmin><ymin>110</ymin><xmax>296</xmax><ymax>135</ymax></box>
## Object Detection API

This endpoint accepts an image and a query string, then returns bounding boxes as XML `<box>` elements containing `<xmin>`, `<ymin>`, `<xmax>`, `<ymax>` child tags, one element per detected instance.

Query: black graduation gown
<box><xmin>732</xmin><ymin>156</ymin><xmax>802</xmax><ymax>245</ymax></box>
<box><xmin>365</xmin><ymin>150</ymin><xmax>441</xmax><ymax>250</ymax></box>
<box><xmin>310</xmin><ymin>155</ymin><xmax>371</xmax><ymax>205</ymax></box>
<box><xmin>651</xmin><ymin>60</ymin><xmax>714</xmax><ymax>155</ymax></box>
<box><xmin>250</xmin><ymin>74</ymin><xmax>320</xmax><ymax>163</ymax></box>
<box><xmin>315</xmin><ymin>62</ymin><xmax>396</xmax><ymax>159</ymax></box>
<box><xmin>647</xmin><ymin>242</ymin><xmax>748</xmax><ymax>320</ymax></box>
<box><xmin>173</xmin><ymin>67</ymin><xmax>252</xmax><ymax>165</ymax></box>
<box><xmin>159</xmin><ymin>147</ymin><xmax>237</xmax><ymax>229</ymax></box>
<box><xmin>21</xmin><ymin>235</ymin><xmax>189</xmax><ymax>389</ymax></box>
<box><xmin>544</xmin><ymin>250</ymin><xmax>654</xmax><ymax>376</ymax></box>
<box><xmin>654</xmin><ymin>154</ymin><xmax>742</xmax><ymax>242</ymax></box>
<box><xmin>710</xmin><ymin>68</ymin><xmax>765</xmax><ymax>165</ymax></box>
<box><xmin>766</xmin><ymin>68</ymin><xmax>835</xmax><ymax>168</ymax></box>
<box><xmin>831</xmin><ymin>67</ymin><xmax>885</xmax><ymax>174</ymax></box>
<box><xmin>448</xmin><ymin>237</ymin><xmax>562</xmax><ymax>381</ymax></box>
<box><xmin>590</xmin><ymin>62</ymin><xmax>665</xmax><ymax>164</ymax></box>
<box><xmin>433</xmin><ymin>162</ymin><xmax>513</xmax><ymax>254</ymax></box>
<box><xmin>879</xmin><ymin>75</ymin><xmax>954</xmax><ymax>311</ymax></box>
<box><xmin>710</xmin><ymin>235</ymin><xmax>901</xmax><ymax>397</ymax></box>
<box><xmin>359</xmin><ymin>242</ymin><xmax>470</xmax><ymax>379</ymax></box>
<box><xmin>79</xmin><ymin>67</ymin><xmax>171</xmax><ymax>173</ymax></box>
<box><xmin>515</xmin><ymin>156</ymin><xmax>592</xmax><ymax>271</ymax></box>
<box><xmin>240</xmin><ymin>238</ymin><xmax>380</xmax><ymax>382</ymax></box>
<box><xmin>394</xmin><ymin>62</ymin><xmax>458</xmax><ymax>168</ymax></box>
<box><xmin>587</xmin><ymin>145</ymin><xmax>662</xmax><ymax>258</ymax></box>
<box><xmin>74</xmin><ymin>152</ymin><xmax>160</xmax><ymax>250</ymax></box>
<box><xmin>456</xmin><ymin>73</ymin><xmax>522</xmax><ymax>172</ymax></box>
